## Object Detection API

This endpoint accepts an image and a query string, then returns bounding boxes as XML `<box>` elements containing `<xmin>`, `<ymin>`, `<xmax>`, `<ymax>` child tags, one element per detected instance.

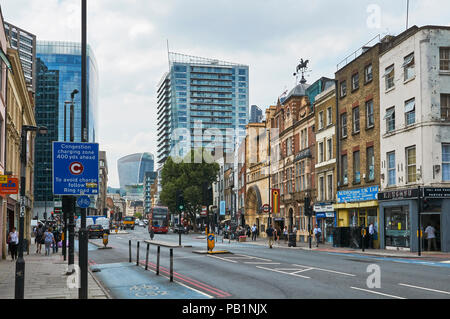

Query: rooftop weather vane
<box><xmin>293</xmin><ymin>58</ymin><xmax>309</xmax><ymax>84</ymax></box>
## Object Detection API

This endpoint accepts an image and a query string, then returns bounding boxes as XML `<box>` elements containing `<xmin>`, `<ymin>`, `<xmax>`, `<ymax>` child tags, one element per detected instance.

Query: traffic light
<box><xmin>304</xmin><ymin>196</ymin><xmax>312</xmax><ymax>217</ymax></box>
<box><xmin>176</xmin><ymin>190</ymin><xmax>184</xmax><ymax>212</ymax></box>
<box><xmin>202</xmin><ymin>182</ymin><xmax>212</xmax><ymax>206</ymax></box>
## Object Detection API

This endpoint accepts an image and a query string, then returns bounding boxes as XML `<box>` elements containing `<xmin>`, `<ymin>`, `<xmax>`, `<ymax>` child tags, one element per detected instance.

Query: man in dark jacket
<box><xmin>266</xmin><ymin>225</ymin><xmax>274</xmax><ymax>248</ymax></box>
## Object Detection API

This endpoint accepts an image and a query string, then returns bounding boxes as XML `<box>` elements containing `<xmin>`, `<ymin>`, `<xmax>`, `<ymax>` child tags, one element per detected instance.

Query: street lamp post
<box><xmin>15</xmin><ymin>125</ymin><xmax>47</xmax><ymax>299</ymax></box>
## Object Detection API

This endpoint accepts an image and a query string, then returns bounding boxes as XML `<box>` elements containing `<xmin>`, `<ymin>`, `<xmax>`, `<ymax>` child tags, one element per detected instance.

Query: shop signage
<box><xmin>201</xmin><ymin>206</ymin><xmax>207</xmax><ymax>216</ymax></box>
<box><xmin>423</xmin><ymin>187</ymin><xmax>450</xmax><ymax>198</ymax></box>
<box><xmin>315</xmin><ymin>212</ymin><xmax>335</xmax><ymax>218</ymax></box>
<box><xmin>337</xmin><ymin>186</ymin><xmax>378</xmax><ymax>203</ymax></box>
<box><xmin>0</xmin><ymin>177</ymin><xmax>19</xmax><ymax>195</ymax></box>
<box><xmin>313</xmin><ymin>204</ymin><xmax>334</xmax><ymax>212</ymax></box>
<box><xmin>272</xmin><ymin>189</ymin><xmax>280</xmax><ymax>214</ymax></box>
<box><xmin>294</xmin><ymin>148</ymin><xmax>312</xmax><ymax>162</ymax></box>
<box><xmin>220</xmin><ymin>201</ymin><xmax>225</xmax><ymax>216</ymax></box>
<box><xmin>377</xmin><ymin>188</ymin><xmax>419</xmax><ymax>201</ymax></box>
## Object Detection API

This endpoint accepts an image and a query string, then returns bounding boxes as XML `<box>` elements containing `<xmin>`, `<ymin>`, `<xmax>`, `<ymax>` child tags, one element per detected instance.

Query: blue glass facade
<box><xmin>36</xmin><ymin>41</ymin><xmax>98</xmax><ymax>143</ymax></box>
<box><xmin>117</xmin><ymin>153</ymin><xmax>155</xmax><ymax>196</ymax></box>
<box><xmin>157</xmin><ymin>53</ymin><xmax>249</xmax><ymax>164</ymax></box>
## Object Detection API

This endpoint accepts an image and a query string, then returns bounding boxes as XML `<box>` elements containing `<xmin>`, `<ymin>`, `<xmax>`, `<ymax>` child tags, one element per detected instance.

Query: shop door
<box><xmin>421</xmin><ymin>213</ymin><xmax>441</xmax><ymax>252</ymax></box>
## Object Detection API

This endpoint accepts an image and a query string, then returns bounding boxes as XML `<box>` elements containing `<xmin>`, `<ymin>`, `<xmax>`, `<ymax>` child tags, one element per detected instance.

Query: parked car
<box><xmin>95</xmin><ymin>217</ymin><xmax>110</xmax><ymax>234</ymax></box>
<box><xmin>173</xmin><ymin>225</ymin><xmax>188</xmax><ymax>234</ymax></box>
<box><xmin>138</xmin><ymin>221</ymin><xmax>145</xmax><ymax>227</ymax></box>
<box><xmin>87</xmin><ymin>225</ymin><xmax>104</xmax><ymax>239</ymax></box>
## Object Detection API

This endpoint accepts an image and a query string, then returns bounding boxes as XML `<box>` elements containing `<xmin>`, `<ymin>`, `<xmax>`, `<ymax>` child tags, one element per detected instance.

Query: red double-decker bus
<box><xmin>148</xmin><ymin>206</ymin><xmax>169</xmax><ymax>234</ymax></box>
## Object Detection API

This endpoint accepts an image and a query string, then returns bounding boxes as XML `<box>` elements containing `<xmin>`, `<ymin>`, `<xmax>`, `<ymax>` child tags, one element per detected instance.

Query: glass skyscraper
<box><xmin>157</xmin><ymin>52</ymin><xmax>249</xmax><ymax>166</ymax></box>
<box><xmin>33</xmin><ymin>41</ymin><xmax>99</xmax><ymax>216</ymax></box>
<box><xmin>117</xmin><ymin>152</ymin><xmax>155</xmax><ymax>198</ymax></box>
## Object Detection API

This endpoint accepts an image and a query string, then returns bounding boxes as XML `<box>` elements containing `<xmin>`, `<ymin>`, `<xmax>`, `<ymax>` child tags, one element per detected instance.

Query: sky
<box><xmin>1</xmin><ymin>0</ymin><xmax>450</xmax><ymax>187</ymax></box>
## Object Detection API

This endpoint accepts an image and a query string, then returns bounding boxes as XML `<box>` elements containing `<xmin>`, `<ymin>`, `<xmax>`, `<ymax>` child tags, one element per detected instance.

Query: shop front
<box><xmin>334</xmin><ymin>186</ymin><xmax>380</xmax><ymax>248</ymax></box>
<box><xmin>378</xmin><ymin>187</ymin><xmax>450</xmax><ymax>252</ymax></box>
<box><xmin>313</xmin><ymin>203</ymin><xmax>336</xmax><ymax>244</ymax></box>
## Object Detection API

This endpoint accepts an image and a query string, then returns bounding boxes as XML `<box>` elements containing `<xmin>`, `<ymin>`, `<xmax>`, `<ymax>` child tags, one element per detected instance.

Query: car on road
<box><xmin>173</xmin><ymin>225</ymin><xmax>189</xmax><ymax>234</ymax></box>
<box><xmin>143</xmin><ymin>219</ymin><xmax>148</xmax><ymax>225</ymax></box>
<box><xmin>138</xmin><ymin>221</ymin><xmax>145</xmax><ymax>227</ymax></box>
<box><xmin>87</xmin><ymin>225</ymin><xmax>104</xmax><ymax>239</ymax></box>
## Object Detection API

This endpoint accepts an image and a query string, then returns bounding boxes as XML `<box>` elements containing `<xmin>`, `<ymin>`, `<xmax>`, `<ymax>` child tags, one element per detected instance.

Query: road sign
<box><xmin>207</xmin><ymin>233</ymin><xmax>215</xmax><ymax>251</ymax></box>
<box><xmin>52</xmin><ymin>142</ymin><xmax>99</xmax><ymax>195</ymax></box>
<box><xmin>77</xmin><ymin>195</ymin><xmax>91</xmax><ymax>208</ymax></box>
<box><xmin>201</xmin><ymin>206</ymin><xmax>207</xmax><ymax>216</ymax></box>
<box><xmin>0</xmin><ymin>177</ymin><xmax>19</xmax><ymax>195</ymax></box>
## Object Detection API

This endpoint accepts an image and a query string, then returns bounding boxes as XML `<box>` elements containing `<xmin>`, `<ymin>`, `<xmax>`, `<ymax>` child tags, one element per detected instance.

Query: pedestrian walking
<box><xmin>266</xmin><ymin>224</ymin><xmax>274</xmax><ymax>248</ymax></box>
<box><xmin>246</xmin><ymin>225</ymin><xmax>251</xmax><ymax>238</ymax></box>
<box><xmin>8</xmin><ymin>227</ymin><xmax>19</xmax><ymax>261</ymax></box>
<box><xmin>35</xmin><ymin>223</ymin><xmax>44</xmax><ymax>254</ymax></box>
<box><xmin>273</xmin><ymin>227</ymin><xmax>278</xmax><ymax>245</ymax></box>
<box><xmin>52</xmin><ymin>228</ymin><xmax>60</xmax><ymax>253</ymax></box>
<box><xmin>424</xmin><ymin>223</ymin><xmax>437</xmax><ymax>251</ymax></box>
<box><xmin>368</xmin><ymin>223</ymin><xmax>375</xmax><ymax>249</ymax></box>
<box><xmin>283</xmin><ymin>226</ymin><xmax>288</xmax><ymax>243</ymax></box>
<box><xmin>251</xmin><ymin>224</ymin><xmax>257</xmax><ymax>241</ymax></box>
<box><xmin>44</xmin><ymin>228</ymin><xmax>56</xmax><ymax>256</ymax></box>
<box><xmin>313</xmin><ymin>224</ymin><xmax>322</xmax><ymax>247</ymax></box>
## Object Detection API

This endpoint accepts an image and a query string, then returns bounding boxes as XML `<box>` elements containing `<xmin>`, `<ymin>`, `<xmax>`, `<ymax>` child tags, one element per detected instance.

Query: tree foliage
<box><xmin>160</xmin><ymin>149</ymin><xmax>219</xmax><ymax>231</ymax></box>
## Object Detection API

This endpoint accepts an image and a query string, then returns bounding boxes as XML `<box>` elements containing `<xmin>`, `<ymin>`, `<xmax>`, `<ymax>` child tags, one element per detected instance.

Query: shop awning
<box><xmin>0</xmin><ymin>47</ymin><xmax>12</xmax><ymax>73</ymax></box>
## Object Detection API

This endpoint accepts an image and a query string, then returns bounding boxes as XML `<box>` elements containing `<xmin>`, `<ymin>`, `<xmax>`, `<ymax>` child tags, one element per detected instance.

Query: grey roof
<box><xmin>284</xmin><ymin>82</ymin><xmax>310</xmax><ymax>102</ymax></box>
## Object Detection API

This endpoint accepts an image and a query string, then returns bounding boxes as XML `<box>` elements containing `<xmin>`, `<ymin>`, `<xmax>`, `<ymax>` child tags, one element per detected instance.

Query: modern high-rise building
<box><xmin>33</xmin><ymin>41</ymin><xmax>99</xmax><ymax>218</ymax></box>
<box><xmin>4</xmin><ymin>21</ymin><xmax>36</xmax><ymax>90</ymax></box>
<box><xmin>157</xmin><ymin>52</ymin><xmax>249</xmax><ymax>166</ymax></box>
<box><xmin>249</xmin><ymin>105</ymin><xmax>263</xmax><ymax>123</ymax></box>
<box><xmin>117</xmin><ymin>152</ymin><xmax>155</xmax><ymax>199</ymax></box>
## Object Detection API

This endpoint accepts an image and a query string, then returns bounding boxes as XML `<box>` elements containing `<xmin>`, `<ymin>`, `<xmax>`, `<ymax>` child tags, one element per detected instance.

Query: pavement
<box><xmin>0</xmin><ymin>242</ymin><xmax>109</xmax><ymax>299</ymax></box>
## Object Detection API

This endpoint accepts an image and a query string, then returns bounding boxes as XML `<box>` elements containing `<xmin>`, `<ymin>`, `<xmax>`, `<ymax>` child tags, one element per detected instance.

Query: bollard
<box><xmin>145</xmin><ymin>243</ymin><xmax>150</xmax><ymax>270</ymax></box>
<box><xmin>156</xmin><ymin>245</ymin><xmax>160</xmax><ymax>275</ymax></box>
<box><xmin>170</xmin><ymin>248</ymin><xmax>173</xmax><ymax>282</ymax></box>
<box><xmin>136</xmin><ymin>241</ymin><xmax>140</xmax><ymax>266</ymax></box>
<box><xmin>129</xmin><ymin>240</ymin><xmax>131</xmax><ymax>263</ymax></box>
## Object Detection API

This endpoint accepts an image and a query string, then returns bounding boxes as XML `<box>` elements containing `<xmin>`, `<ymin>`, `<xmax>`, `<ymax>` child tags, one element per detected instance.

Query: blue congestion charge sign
<box><xmin>53</xmin><ymin>142</ymin><xmax>99</xmax><ymax>195</ymax></box>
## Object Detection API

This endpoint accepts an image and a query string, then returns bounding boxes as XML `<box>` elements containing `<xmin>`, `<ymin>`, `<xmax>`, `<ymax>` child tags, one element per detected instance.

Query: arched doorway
<box><xmin>245</xmin><ymin>186</ymin><xmax>262</xmax><ymax>235</ymax></box>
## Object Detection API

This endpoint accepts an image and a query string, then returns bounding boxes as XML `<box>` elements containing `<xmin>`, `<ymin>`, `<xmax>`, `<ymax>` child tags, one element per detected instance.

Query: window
<box><xmin>385</xmin><ymin>65</ymin><xmax>395</xmax><ymax>90</ymax></box>
<box><xmin>440</xmin><ymin>48</ymin><xmax>450</xmax><ymax>71</ymax></box>
<box><xmin>319</xmin><ymin>111</ymin><xmax>324</xmax><ymax>129</ymax></box>
<box><xmin>319</xmin><ymin>142</ymin><xmax>324</xmax><ymax>163</ymax></box>
<box><xmin>441</xmin><ymin>94</ymin><xmax>450</xmax><ymax>121</ymax></box>
<box><xmin>352</xmin><ymin>73</ymin><xmax>359</xmax><ymax>91</ymax></box>
<box><xmin>405</xmin><ymin>98</ymin><xmax>415</xmax><ymax>126</ymax></box>
<box><xmin>406</xmin><ymin>146</ymin><xmax>416</xmax><ymax>184</ymax></box>
<box><xmin>385</xmin><ymin>107</ymin><xmax>395</xmax><ymax>132</ymax></box>
<box><xmin>353</xmin><ymin>151</ymin><xmax>360</xmax><ymax>183</ymax></box>
<box><xmin>319</xmin><ymin>176</ymin><xmax>325</xmax><ymax>201</ymax></box>
<box><xmin>340</xmin><ymin>81</ymin><xmax>347</xmax><ymax>97</ymax></box>
<box><xmin>387</xmin><ymin>152</ymin><xmax>396</xmax><ymax>186</ymax></box>
<box><xmin>327</xmin><ymin>107</ymin><xmax>332</xmax><ymax>126</ymax></box>
<box><xmin>327</xmin><ymin>139</ymin><xmax>332</xmax><ymax>160</ymax></box>
<box><xmin>327</xmin><ymin>174</ymin><xmax>333</xmax><ymax>201</ymax></box>
<box><xmin>341</xmin><ymin>113</ymin><xmax>347</xmax><ymax>138</ymax></box>
<box><xmin>352</xmin><ymin>107</ymin><xmax>360</xmax><ymax>133</ymax></box>
<box><xmin>365</xmin><ymin>64</ymin><xmax>373</xmax><ymax>83</ymax></box>
<box><xmin>341</xmin><ymin>154</ymin><xmax>348</xmax><ymax>185</ymax></box>
<box><xmin>366</xmin><ymin>146</ymin><xmax>375</xmax><ymax>182</ymax></box>
<box><xmin>287</xmin><ymin>137</ymin><xmax>292</xmax><ymax>156</ymax></box>
<box><xmin>0</xmin><ymin>61</ymin><xmax>3</xmax><ymax>93</ymax></box>
<box><xmin>403</xmin><ymin>53</ymin><xmax>415</xmax><ymax>81</ymax></box>
<box><xmin>366</xmin><ymin>100</ymin><xmax>374</xmax><ymax>128</ymax></box>
<box><xmin>443</xmin><ymin>144</ymin><xmax>450</xmax><ymax>181</ymax></box>
<box><xmin>300</xmin><ymin>128</ymin><xmax>308</xmax><ymax>149</ymax></box>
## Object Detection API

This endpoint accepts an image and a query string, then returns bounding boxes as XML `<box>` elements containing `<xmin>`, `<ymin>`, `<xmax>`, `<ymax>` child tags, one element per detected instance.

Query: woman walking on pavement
<box><xmin>8</xmin><ymin>227</ymin><xmax>19</xmax><ymax>261</ymax></box>
<box><xmin>35</xmin><ymin>223</ymin><xmax>44</xmax><ymax>254</ymax></box>
<box><xmin>44</xmin><ymin>227</ymin><xmax>56</xmax><ymax>256</ymax></box>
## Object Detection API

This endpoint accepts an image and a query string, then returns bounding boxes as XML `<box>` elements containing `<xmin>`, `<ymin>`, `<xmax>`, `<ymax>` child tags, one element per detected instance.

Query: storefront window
<box><xmin>349</xmin><ymin>209</ymin><xmax>357</xmax><ymax>227</ymax></box>
<box><xmin>385</xmin><ymin>206</ymin><xmax>410</xmax><ymax>248</ymax></box>
<box><xmin>367</xmin><ymin>208</ymin><xmax>378</xmax><ymax>230</ymax></box>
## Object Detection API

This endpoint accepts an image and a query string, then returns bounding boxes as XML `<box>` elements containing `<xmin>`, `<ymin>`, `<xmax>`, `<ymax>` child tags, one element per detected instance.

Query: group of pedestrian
<box><xmin>34</xmin><ymin>223</ymin><xmax>61</xmax><ymax>256</ymax></box>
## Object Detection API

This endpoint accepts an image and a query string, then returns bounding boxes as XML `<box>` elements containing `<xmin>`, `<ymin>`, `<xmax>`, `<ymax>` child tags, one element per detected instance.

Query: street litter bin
<box><xmin>288</xmin><ymin>233</ymin><xmax>296</xmax><ymax>247</ymax></box>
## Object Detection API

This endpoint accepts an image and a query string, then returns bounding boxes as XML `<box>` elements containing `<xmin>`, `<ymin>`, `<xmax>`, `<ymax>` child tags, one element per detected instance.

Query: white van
<box><xmin>76</xmin><ymin>217</ymin><xmax>94</xmax><ymax>231</ymax></box>
<box><xmin>95</xmin><ymin>217</ymin><xmax>110</xmax><ymax>234</ymax></box>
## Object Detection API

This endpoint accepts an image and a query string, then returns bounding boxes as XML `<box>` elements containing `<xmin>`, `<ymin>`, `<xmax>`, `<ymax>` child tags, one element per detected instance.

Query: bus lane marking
<box><xmin>292</xmin><ymin>264</ymin><xmax>356</xmax><ymax>277</ymax></box>
<box><xmin>350</xmin><ymin>286</ymin><xmax>406</xmax><ymax>299</ymax></box>
<box><xmin>255</xmin><ymin>266</ymin><xmax>310</xmax><ymax>279</ymax></box>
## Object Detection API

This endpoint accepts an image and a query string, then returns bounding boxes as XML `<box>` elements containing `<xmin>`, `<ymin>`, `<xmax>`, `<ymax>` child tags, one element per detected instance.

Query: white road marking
<box><xmin>292</xmin><ymin>268</ymin><xmax>314</xmax><ymax>274</ymax></box>
<box><xmin>243</xmin><ymin>262</ymin><xmax>281</xmax><ymax>265</ymax></box>
<box><xmin>350</xmin><ymin>287</ymin><xmax>406</xmax><ymax>299</ymax></box>
<box><xmin>292</xmin><ymin>264</ymin><xmax>356</xmax><ymax>277</ymax></box>
<box><xmin>398</xmin><ymin>283</ymin><xmax>450</xmax><ymax>295</ymax></box>
<box><xmin>176</xmin><ymin>281</ymin><xmax>214</xmax><ymax>299</ymax></box>
<box><xmin>256</xmin><ymin>266</ymin><xmax>310</xmax><ymax>279</ymax></box>
<box><xmin>207</xmin><ymin>255</ymin><xmax>237</xmax><ymax>263</ymax></box>
<box><xmin>233</xmin><ymin>254</ymin><xmax>273</xmax><ymax>262</ymax></box>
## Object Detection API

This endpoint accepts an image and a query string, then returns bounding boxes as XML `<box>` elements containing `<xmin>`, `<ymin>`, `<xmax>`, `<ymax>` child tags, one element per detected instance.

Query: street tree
<box><xmin>160</xmin><ymin>149</ymin><xmax>219</xmax><ymax>232</ymax></box>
